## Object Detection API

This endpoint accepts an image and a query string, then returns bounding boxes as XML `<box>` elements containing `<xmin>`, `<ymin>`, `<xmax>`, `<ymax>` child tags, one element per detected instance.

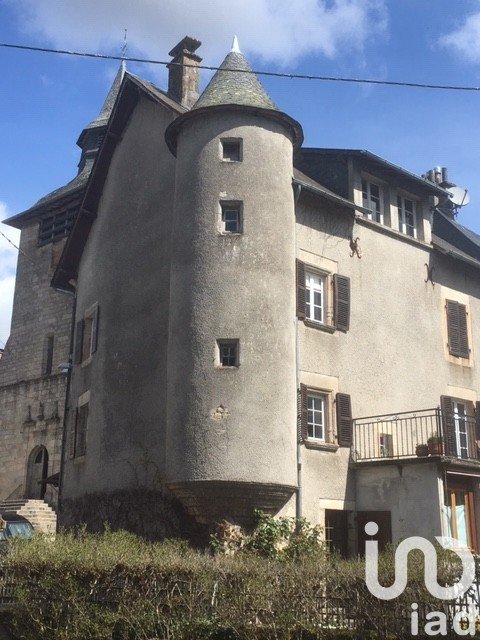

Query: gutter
<box><xmin>293</xmin><ymin>177</ymin><xmax>373</xmax><ymax>217</ymax></box>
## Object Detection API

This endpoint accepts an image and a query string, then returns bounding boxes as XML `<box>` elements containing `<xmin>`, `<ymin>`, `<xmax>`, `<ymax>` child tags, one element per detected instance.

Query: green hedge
<box><xmin>0</xmin><ymin>528</ymin><xmax>463</xmax><ymax>640</ymax></box>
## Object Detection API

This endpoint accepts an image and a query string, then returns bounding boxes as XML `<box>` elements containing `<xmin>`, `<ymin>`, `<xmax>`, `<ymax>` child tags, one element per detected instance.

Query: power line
<box><xmin>1</xmin><ymin>41</ymin><xmax>480</xmax><ymax>92</ymax></box>
<box><xmin>0</xmin><ymin>230</ymin><xmax>28</xmax><ymax>258</ymax></box>
<box><xmin>0</xmin><ymin>228</ymin><xmax>32</xmax><ymax>261</ymax></box>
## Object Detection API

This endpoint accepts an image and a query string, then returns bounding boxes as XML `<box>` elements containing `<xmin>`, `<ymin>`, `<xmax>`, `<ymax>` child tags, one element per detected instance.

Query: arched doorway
<box><xmin>26</xmin><ymin>446</ymin><xmax>49</xmax><ymax>500</ymax></box>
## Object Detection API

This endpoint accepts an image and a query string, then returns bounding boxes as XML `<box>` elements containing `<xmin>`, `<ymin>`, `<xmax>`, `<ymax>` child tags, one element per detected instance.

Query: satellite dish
<box><xmin>447</xmin><ymin>186</ymin><xmax>470</xmax><ymax>207</ymax></box>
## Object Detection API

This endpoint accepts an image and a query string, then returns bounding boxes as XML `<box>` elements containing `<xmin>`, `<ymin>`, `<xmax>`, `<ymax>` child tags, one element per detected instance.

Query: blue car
<box><xmin>0</xmin><ymin>513</ymin><xmax>34</xmax><ymax>543</ymax></box>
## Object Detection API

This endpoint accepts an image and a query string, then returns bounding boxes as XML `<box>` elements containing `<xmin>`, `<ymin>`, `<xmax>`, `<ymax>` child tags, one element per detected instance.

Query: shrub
<box><xmin>0</xmin><ymin>523</ymin><xmax>466</xmax><ymax>640</ymax></box>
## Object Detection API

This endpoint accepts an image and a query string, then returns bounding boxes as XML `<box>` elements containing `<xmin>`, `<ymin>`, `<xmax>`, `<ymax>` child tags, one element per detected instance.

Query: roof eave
<box><xmin>3</xmin><ymin>186</ymin><xmax>85</xmax><ymax>229</ymax></box>
<box><xmin>165</xmin><ymin>103</ymin><xmax>304</xmax><ymax>156</ymax></box>
<box><xmin>299</xmin><ymin>148</ymin><xmax>448</xmax><ymax>198</ymax></box>
<box><xmin>293</xmin><ymin>176</ymin><xmax>357</xmax><ymax>213</ymax></box>
<box><xmin>432</xmin><ymin>234</ymin><xmax>480</xmax><ymax>271</ymax></box>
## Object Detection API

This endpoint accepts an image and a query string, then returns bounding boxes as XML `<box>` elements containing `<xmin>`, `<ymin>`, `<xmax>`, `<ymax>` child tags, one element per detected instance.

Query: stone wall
<box><xmin>0</xmin><ymin>219</ymin><xmax>73</xmax><ymax>500</ymax></box>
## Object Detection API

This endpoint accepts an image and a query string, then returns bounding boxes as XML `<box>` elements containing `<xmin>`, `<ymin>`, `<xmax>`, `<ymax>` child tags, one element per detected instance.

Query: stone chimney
<box><xmin>167</xmin><ymin>36</ymin><xmax>202</xmax><ymax>108</ymax></box>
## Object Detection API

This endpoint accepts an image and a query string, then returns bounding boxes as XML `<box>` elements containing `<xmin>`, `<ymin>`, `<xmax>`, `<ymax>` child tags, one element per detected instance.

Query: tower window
<box><xmin>216</xmin><ymin>340</ymin><xmax>239</xmax><ymax>367</ymax></box>
<box><xmin>220</xmin><ymin>202</ymin><xmax>242</xmax><ymax>234</ymax></box>
<box><xmin>221</xmin><ymin>138</ymin><xmax>242</xmax><ymax>162</ymax></box>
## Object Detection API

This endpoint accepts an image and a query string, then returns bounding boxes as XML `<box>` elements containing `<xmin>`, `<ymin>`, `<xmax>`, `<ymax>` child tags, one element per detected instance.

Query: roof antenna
<box><xmin>231</xmin><ymin>35</ymin><xmax>241</xmax><ymax>53</ymax></box>
<box><xmin>121</xmin><ymin>28</ymin><xmax>128</xmax><ymax>72</ymax></box>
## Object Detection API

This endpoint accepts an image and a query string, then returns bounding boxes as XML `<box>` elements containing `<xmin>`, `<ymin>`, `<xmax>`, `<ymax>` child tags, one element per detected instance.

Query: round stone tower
<box><xmin>165</xmin><ymin>39</ymin><xmax>303</xmax><ymax>527</ymax></box>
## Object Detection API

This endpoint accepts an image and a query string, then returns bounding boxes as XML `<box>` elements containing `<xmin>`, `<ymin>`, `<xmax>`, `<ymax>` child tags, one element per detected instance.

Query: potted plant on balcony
<box><xmin>415</xmin><ymin>443</ymin><xmax>429</xmax><ymax>457</ymax></box>
<box><xmin>427</xmin><ymin>435</ymin><xmax>443</xmax><ymax>455</ymax></box>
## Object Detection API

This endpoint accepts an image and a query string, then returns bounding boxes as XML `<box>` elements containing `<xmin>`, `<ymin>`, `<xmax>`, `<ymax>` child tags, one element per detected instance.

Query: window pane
<box><xmin>306</xmin><ymin>272</ymin><xmax>325</xmax><ymax>323</ymax></box>
<box><xmin>222</xmin><ymin>207</ymin><xmax>240</xmax><ymax>233</ymax></box>
<box><xmin>218</xmin><ymin>342</ymin><xmax>238</xmax><ymax>367</ymax></box>
<box><xmin>307</xmin><ymin>394</ymin><xmax>325</xmax><ymax>440</ymax></box>
<box><xmin>370</xmin><ymin>183</ymin><xmax>380</xmax><ymax>198</ymax></box>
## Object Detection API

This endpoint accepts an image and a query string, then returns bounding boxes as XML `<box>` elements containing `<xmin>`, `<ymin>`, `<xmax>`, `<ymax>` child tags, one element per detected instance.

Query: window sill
<box><xmin>217</xmin><ymin>232</ymin><xmax>243</xmax><ymax>237</ymax></box>
<box><xmin>215</xmin><ymin>365</ymin><xmax>239</xmax><ymax>370</ymax></box>
<box><xmin>305</xmin><ymin>440</ymin><xmax>339</xmax><ymax>452</ymax></box>
<box><xmin>304</xmin><ymin>319</ymin><xmax>336</xmax><ymax>333</ymax></box>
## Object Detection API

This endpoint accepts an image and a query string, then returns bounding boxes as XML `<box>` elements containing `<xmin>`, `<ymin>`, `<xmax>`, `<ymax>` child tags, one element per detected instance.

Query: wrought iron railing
<box><xmin>352</xmin><ymin>407</ymin><xmax>479</xmax><ymax>463</ymax></box>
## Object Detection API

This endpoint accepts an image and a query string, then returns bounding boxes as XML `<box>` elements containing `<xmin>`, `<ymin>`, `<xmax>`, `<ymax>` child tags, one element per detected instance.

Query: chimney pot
<box><xmin>167</xmin><ymin>36</ymin><xmax>202</xmax><ymax>109</ymax></box>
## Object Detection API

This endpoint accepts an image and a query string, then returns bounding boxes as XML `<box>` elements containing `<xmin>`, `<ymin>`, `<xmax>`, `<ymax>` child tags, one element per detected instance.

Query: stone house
<box><xmin>2</xmin><ymin>36</ymin><xmax>480</xmax><ymax>552</ymax></box>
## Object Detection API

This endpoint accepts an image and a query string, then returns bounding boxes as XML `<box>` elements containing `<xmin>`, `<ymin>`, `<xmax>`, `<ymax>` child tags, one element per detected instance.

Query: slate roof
<box><xmin>4</xmin><ymin>65</ymin><xmax>137</xmax><ymax>228</ymax></box>
<box><xmin>297</xmin><ymin>148</ymin><xmax>448</xmax><ymax>198</ymax></box>
<box><xmin>433</xmin><ymin>208</ymin><xmax>480</xmax><ymax>262</ymax></box>
<box><xmin>80</xmin><ymin>62</ymin><xmax>126</xmax><ymax>134</ymax></box>
<box><xmin>293</xmin><ymin>168</ymin><xmax>362</xmax><ymax>213</ymax></box>
<box><xmin>193</xmin><ymin>50</ymin><xmax>277</xmax><ymax>110</ymax></box>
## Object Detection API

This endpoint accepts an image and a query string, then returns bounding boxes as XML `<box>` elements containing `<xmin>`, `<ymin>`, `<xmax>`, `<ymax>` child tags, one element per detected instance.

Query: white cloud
<box><xmin>0</xmin><ymin>203</ymin><xmax>20</xmax><ymax>347</ymax></box>
<box><xmin>10</xmin><ymin>0</ymin><xmax>388</xmax><ymax>68</ymax></box>
<box><xmin>440</xmin><ymin>9</ymin><xmax>480</xmax><ymax>63</ymax></box>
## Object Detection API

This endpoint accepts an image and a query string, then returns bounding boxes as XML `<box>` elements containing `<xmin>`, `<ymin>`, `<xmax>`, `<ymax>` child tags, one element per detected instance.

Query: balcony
<box><xmin>352</xmin><ymin>407</ymin><xmax>479</xmax><ymax>463</ymax></box>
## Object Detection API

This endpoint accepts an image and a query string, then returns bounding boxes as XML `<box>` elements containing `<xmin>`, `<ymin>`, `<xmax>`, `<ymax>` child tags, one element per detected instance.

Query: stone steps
<box><xmin>0</xmin><ymin>499</ymin><xmax>57</xmax><ymax>535</ymax></box>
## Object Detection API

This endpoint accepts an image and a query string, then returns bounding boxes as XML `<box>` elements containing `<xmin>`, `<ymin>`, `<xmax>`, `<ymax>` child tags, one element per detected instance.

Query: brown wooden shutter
<box><xmin>468</xmin><ymin>409</ymin><xmax>477</xmax><ymax>460</ymax></box>
<box><xmin>299</xmin><ymin>384</ymin><xmax>308</xmax><ymax>441</ymax></box>
<box><xmin>334</xmin><ymin>274</ymin><xmax>351</xmax><ymax>332</ymax></box>
<box><xmin>91</xmin><ymin>305</ymin><xmax>99</xmax><ymax>354</ymax></box>
<box><xmin>446</xmin><ymin>300</ymin><xmax>469</xmax><ymax>358</ymax></box>
<box><xmin>458</xmin><ymin>304</ymin><xmax>469</xmax><ymax>357</ymax></box>
<box><xmin>336</xmin><ymin>393</ymin><xmax>353</xmax><ymax>446</ymax></box>
<box><xmin>296</xmin><ymin>260</ymin><xmax>306</xmax><ymax>320</ymax></box>
<box><xmin>69</xmin><ymin>409</ymin><xmax>78</xmax><ymax>459</ymax></box>
<box><xmin>441</xmin><ymin>395</ymin><xmax>456</xmax><ymax>457</ymax></box>
<box><xmin>74</xmin><ymin>319</ymin><xmax>85</xmax><ymax>364</ymax></box>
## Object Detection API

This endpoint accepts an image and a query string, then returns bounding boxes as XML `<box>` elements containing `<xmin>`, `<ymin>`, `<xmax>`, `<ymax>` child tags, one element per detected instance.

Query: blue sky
<box><xmin>1</xmin><ymin>0</ymin><xmax>480</xmax><ymax>344</ymax></box>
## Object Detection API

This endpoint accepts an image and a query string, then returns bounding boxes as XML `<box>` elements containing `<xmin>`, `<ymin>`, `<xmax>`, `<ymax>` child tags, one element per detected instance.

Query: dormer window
<box><xmin>362</xmin><ymin>179</ymin><xmax>383</xmax><ymax>224</ymax></box>
<box><xmin>397</xmin><ymin>196</ymin><xmax>417</xmax><ymax>238</ymax></box>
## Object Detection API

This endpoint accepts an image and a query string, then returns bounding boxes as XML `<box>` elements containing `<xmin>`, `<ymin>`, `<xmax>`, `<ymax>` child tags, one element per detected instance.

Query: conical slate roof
<box><xmin>193</xmin><ymin>49</ymin><xmax>277</xmax><ymax>111</ymax></box>
<box><xmin>82</xmin><ymin>61</ymin><xmax>126</xmax><ymax>132</ymax></box>
<box><xmin>4</xmin><ymin>63</ymin><xmax>127</xmax><ymax>227</ymax></box>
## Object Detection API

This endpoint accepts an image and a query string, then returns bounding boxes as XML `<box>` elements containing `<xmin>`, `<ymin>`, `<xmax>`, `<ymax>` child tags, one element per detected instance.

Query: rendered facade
<box><xmin>2</xmin><ymin>37</ymin><xmax>480</xmax><ymax>552</ymax></box>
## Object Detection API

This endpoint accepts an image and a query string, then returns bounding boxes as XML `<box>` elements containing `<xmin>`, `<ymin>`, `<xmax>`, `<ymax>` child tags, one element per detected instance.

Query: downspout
<box><xmin>294</xmin><ymin>182</ymin><xmax>302</xmax><ymax>522</ymax></box>
<box><xmin>57</xmin><ymin>288</ymin><xmax>77</xmax><ymax>530</ymax></box>
<box><xmin>296</xmin><ymin>317</ymin><xmax>302</xmax><ymax>522</ymax></box>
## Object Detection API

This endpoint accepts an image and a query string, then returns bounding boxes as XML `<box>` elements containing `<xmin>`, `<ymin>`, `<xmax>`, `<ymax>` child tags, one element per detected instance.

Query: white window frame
<box><xmin>305</xmin><ymin>270</ymin><xmax>326</xmax><ymax>324</ymax></box>
<box><xmin>362</xmin><ymin>179</ymin><xmax>384</xmax><ymax>224</ymax></box>
<box><xmin>307</xmin><ymin>392</ymin><xmax>327</xmax><ymax>441</ymax></box>
<box><xmin>397</xmin><ymin>195</ymin><xmax>417</xmax><ymax>238</ymax></box>
<box><xmin>219</xmin><ymin>202</ymin><xmax>242</xmax><ymax>234</ymax></box>
<box><xmin>453</xmin><ymin>400</ymin><xmax>469</xmax><ymax>459</ymax></box>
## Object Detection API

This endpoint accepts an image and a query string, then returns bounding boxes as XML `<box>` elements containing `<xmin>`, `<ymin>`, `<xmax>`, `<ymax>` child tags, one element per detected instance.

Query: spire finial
<box><xmin>120</xmin><ymin>28</ymin><xmax>128</xmax><ymax>73</ymax></box>
<box><xmin>231</xmin><ymin>35</ymin><xmax>241</xmax><ymax>53</ymax></box>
